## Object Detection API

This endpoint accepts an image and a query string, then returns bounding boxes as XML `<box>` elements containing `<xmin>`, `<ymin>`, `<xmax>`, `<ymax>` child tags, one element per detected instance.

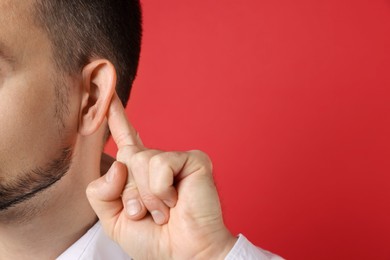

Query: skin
<box><xmin>0</xmin><ymin>1</ymin><xmax>108</xmax><ymax>259</ymax></box>
<box><xmin>87</xmin><ymin>94</ymin><xmax>237</xmax><ymax>259</ymax></box>
<box><xmin>0</xmin><ymin>1</ymin><xmax>237</xmax><ymax>259</ymax></box>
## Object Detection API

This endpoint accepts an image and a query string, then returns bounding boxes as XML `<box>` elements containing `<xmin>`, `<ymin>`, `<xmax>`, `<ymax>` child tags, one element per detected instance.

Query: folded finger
<box><xmin>129</xmin><ymin>150</ymin><xmax>171</xmax><ymax>225</ymax></box>
<box><xmin>148</xmin><ymin>152</ymin><xmax>189</xmax><ymax>208</ymax></box>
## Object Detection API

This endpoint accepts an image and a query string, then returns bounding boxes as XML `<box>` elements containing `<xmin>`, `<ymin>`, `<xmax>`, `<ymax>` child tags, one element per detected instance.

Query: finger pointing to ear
<box><xmin>107</xmin><ymin>93</ymin><xmax>143</xmax><ymax>150</ymax></box>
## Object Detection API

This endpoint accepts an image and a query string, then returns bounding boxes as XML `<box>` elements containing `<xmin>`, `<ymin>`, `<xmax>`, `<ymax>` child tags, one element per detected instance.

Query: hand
<box><xmin>86</xmin><ymin>93</ymin><xmax>237</xmax><ymax>260</ymax></box>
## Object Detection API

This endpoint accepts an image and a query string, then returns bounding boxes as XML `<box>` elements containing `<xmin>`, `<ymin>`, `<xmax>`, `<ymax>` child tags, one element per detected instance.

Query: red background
<box><xmin>105</xmin><ymin>0</ymin><xmax>390</xmax><ymax>259</ymax></box>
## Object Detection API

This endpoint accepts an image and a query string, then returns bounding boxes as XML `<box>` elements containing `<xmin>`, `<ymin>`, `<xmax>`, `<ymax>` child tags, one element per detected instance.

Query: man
<box><xmin>0</xmin><ymin>0</ymin><xmax>282</xmax><ymax>259</ymax></box>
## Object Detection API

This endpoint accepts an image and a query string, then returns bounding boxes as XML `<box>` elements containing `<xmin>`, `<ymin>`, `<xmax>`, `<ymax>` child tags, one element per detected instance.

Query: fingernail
<box><xmin>151</xmin><ymin>210</ymin><xmax>165</xmax><ymax>225</ymax></box>
<box><xmin>126</xmin><ymin>199</ymin><xmax>141</xmax><ymax>216</ymax></box>
<box><xmin>105</xmin><ymin>166</ymin><xmax>115</xmax><ymax>183</ymax></box>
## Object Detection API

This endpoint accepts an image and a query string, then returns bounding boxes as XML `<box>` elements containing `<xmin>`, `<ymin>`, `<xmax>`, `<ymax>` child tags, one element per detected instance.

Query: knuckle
<box><xmin>149</xmin><ymin>151</ymin><xmax>184</xmax><ymax>170</ymax></box>
<box><xmin>115</xmin><ymin>131</ymin><xmax>130</xmax><ymax>144</ymax></box>
<box><xmin>117</xmin><ymin>146</ymin><xmax>139</xmax><ymax>162</ymax></box>
<box><xmin>149</xmin><ymin>182</ymin><xmax>171</xmax><ymax>198</ymax></box>
<box><xmin>149</xmin><ymin>185</ymin><xmax>164</xmax><ymax>197</ymax></box>
<box><xmin>124</xmin><ymin>179</ymin><xmax>138</xmax><ymax>191</ymax></box>
<box><xmin>130</xmin><ymin>151</ymin><xmax>151</xmax><ymax>171</ymax></box>
<box><xmin>139</xmin><ymin>193</ymin><xmax>159</xmax><ymax>207</ymax></box>
<box><xmin>190</xmin><ymin>150</ymin><xmax>213</xmax><ymax>172</ymax></box>
<box><xmin>149</xmin><ymin>154</ymin><xmax>169</xmax><ymax>169</ymax></box>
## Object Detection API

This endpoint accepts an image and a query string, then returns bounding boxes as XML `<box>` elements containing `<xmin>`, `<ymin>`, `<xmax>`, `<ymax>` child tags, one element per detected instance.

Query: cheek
<box><xmin>0</xmin><ymin>74</ymin><xmax>68</xmax><ymax>176</ymax></box>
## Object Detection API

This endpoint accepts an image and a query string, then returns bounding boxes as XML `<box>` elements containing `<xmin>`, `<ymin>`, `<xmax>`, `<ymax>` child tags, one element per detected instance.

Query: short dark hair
<box><xmin>34</xmin><ymin>0</ymin><xmax>142</xmax><ymax>108</ymax></box>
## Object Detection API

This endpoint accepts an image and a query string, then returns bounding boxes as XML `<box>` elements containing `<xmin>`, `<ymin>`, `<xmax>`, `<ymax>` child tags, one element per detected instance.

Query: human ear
<box><xmin>78</xmin><ymin>59</ymin><xmax>116</xmax><ymax>136</ymax></box>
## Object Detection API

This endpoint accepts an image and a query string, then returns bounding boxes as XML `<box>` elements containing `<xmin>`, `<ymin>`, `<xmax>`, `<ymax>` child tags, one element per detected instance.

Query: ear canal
<box><xmin>82</xmin><ymin>83</ymin><xmax>99</xmax><ymax>116</ymax></box>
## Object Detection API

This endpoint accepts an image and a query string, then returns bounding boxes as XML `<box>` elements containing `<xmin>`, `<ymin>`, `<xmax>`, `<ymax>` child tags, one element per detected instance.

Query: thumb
<box><xmin>86</xmin><ymin>161</ymin><xmax>128</xmax><ymax>233</ymax></box>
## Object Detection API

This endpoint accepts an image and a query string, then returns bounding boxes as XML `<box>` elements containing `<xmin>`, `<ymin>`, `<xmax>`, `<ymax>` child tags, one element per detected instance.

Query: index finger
<box><xmin>107</xmin><ymin>92</ymin><xmax>140</xmax><ymax>149</ymax></box>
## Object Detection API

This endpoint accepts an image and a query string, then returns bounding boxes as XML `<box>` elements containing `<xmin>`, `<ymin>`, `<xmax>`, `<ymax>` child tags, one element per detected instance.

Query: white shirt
<box><xmin>57</xmin><ymin>222</ymin><xmax>284</xmax><ymax>260</ymax></box>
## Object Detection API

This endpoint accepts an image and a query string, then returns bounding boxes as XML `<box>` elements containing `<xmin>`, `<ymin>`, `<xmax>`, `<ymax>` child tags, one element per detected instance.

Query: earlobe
<box><xmin>79</xmin><ymin>59</ymin><xmax>117</xmax><ymax>136</ymax></box>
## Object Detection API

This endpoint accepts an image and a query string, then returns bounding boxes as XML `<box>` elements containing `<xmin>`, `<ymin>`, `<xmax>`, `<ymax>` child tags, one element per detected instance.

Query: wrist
<box><xmin>215</xmin><ymin>233</ymin><xmax>238</xmax><ymax>260</ymax></box>
<box><xmin>197</xmin><ymin>228</ymin><xmax>238</xmax><ymax>260</ymax></box>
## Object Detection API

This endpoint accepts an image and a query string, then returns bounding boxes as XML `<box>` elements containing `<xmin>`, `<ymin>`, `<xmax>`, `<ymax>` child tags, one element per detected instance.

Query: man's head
<box><xmin>0</xmin><ymin>0</ymin><xmax>142</xmax><ymax>217</ymax></box>
<box><xmin>34</xmin><ymin>0</ymin><xmax>142</xmax><ymax>109</ymax></box>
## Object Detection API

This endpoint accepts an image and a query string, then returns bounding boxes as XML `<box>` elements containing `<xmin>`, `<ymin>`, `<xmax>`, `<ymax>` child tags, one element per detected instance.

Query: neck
<box><xmin>0</xmin><ymin>138</ymin><xmax>108</xmax><ymax>260</ymax></box>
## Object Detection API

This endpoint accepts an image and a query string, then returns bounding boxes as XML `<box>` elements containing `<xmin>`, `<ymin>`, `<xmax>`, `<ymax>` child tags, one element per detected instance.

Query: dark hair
<box><xmin>34</xmin><ymin>0</ymin><xmax>142</xmax><ymax>108</ymax></box>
